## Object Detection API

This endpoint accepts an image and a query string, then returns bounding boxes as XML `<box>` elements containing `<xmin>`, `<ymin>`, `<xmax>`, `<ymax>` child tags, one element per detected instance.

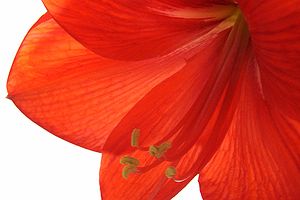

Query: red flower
<box><xmin>7</xmin><ymin>0</ymin><xmax>300</xmax><ymax>199</ymax></box>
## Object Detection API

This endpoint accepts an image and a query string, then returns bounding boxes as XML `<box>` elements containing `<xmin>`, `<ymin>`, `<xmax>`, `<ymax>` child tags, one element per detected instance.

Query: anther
<box><xmin>120</xmin><ymin>156</ymin><xmax>140</xmax><ymax>166</ymax></box>
<box><xmin>122</xmin><ymin>165</ymin><xmax>137</xmax><ymax>179</ymax></box>
<box><xmin>159</xmin><ymin>142</ymin><xmax>171</xmax><ymax>152</ymax></box>
<box><xmin>120</xmin><ymin>156</ymin><xmax>140</xmax><ymax>179</ymax></box>
<box><xmin>149</xmin><ymin>141</ymin><xmax>171</xmax><ymax>158</ymax></box>
<box><xmin>149</xmin><ymin>145</ymin><xmax>159</xmax><ymax>157</ymax></box>
<box><xmin>131</xmin><ymin>128</ymin><xmax>140</xmax><ymax>147</ymax></box>
<box><xmin>165</xmin><ymin>166</ymin><xmax>176</xmax><ymax>179</ymax></box>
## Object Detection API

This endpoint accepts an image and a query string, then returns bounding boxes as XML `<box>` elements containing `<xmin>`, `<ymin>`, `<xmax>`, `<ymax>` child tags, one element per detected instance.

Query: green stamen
<box><xmin>122</xmin><ymin>165</ymin><xmax>137</xmax><ymax>179</ymax></box>
<box><xmin>149</xmin><ymin>145</ymin><xmax>159</xmax><ymax>157</ymax></box>
<box><xmin>120</xmin><ymin>131</ymin><xmax>174</xmax><ymax>179</ymax></box>
<box><xmin>165</xmin><ymin>166</ymin><xmax>176</xmax><ymax>179</ymax></box>
<box><xmin>149</xmin><ymin>141</ymin><xmax>171</xmax><ymax>158</ymax></box>
<box><xmin>131</xmin><ymin>128</ymin><xmax>140</xmax><ymax>147</ymax></box>
<box><xmin>120</xmin><ymin>156</ymin><xmax>140</xmax><ymax>166</ymax></box>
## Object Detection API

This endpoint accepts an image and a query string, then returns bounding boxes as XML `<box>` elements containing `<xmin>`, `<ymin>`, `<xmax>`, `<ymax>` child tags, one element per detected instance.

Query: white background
<box><xmin>0</xmin><ymin>1</ymin><xmax>202</xmax><ymax>199</ymax></box>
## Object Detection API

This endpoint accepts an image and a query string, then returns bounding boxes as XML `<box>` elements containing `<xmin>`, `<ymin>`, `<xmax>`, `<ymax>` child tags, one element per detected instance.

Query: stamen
<box><xmin>149</xmin><ymin>145</ymin><xmax>159</xmax><ymax>157</ymax></box>
<box><xmin>120</xmin><ymin>156</ymin><xmax>140</xmax><ymax>179</ymax></box>
<box><xmin>120</xmin><ymin>131</ymin><xmax>174</xmax><ymax>179</ymax></box>
<box><xmin>122</xmin><ymin>165</ymin><xmax>137</xmax><ymax>179</ymax></box>
<box><xmin>120</xmin><ymin>156</ymin><xmax>140</xmax><ymax>166</ymax></box>
<box><xmin>159</xmin><ymin>142</ymin><xmax>172</xmax><ymax>152</ymax></box>
<box><xmin>165</xmin><ymin>166</ymin><xmax>176</xmax><ymax>179</ymax></box>
<box><xmin>149</xmin><ymin>141</ymin><xmax>171</xmax><ymax>158</ymax></box>
<box><xmin>131</xmin><ymin>128</ymin><xmax>140</xmax><ymax>147</ymax></box>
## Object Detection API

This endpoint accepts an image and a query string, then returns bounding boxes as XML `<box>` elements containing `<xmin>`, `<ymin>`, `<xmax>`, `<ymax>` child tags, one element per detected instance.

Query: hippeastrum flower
<box><xmin>6</xmin><ymin>0</ymin><xmax>300</xmax><ymax>199</ymax></box>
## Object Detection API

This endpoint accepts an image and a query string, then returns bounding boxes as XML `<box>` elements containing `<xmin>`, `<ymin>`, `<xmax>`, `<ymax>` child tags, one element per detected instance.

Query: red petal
<box><xmin>99</xmin><ymin>151</ymin><xmax>195</xmax><ymax>200</ymax></box>
<box><xmin>100</xmin><ymin>16</ymin><xmax>252</xmax><ymax>199</ymax></box>
<box><xmin>42</xmin><ymin>0</ymin><xmax>236</xmax><ymax>60</ymax></box>
<box><xmin>103</xmin><ymin>14</ymin><xmax>249</xmax><ymax>156</ymax></box>
<box><xmin>7</xmin><ymin>14</ymin><xmax>185</xmax><ymax>152</ymax></box>
<box><xmin>199</xmin><ymin>50</ymin><xmax>300</xmax><ymax>199</ymax></box>
<box><xmin>238</xmin><ymin>0</ymin><xmax>300</xmax><ymax>120</ymax></box>
<box><xmin>102</xmin><ymin>33</ymin><xmax>225</xmax><ymax>153</ymax></box>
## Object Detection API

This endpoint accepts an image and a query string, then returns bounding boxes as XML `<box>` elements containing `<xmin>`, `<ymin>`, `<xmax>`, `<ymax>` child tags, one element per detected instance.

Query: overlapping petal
<box><xmin>99</xmin><ymin>152</ymin><xmax>194</xmax><ymax>200</ymax></box>
<box><xmin>103</xmin><ymin>31</ymin><xmax>228</xmax><ymax>154</ymax></box>
<box><xmin>197</xmin><ymin>2</ymin><xmax>300</xmax><ymax>199</ymax></box>
<box><xmin>42</xmin><ymin>0</ymin><xmax>237</xmax><ymax>60</ymax></box>
<box><xmin>199</xmin><ymin>53</ymin><xmax>300</xmax><ymax>199</ymax></box>
<box><xmin>103</xmin><ymin>14</ymin><xmax>248</xmax><ymax>157</ymax></box>
<box><xmin>101</xmin><ymin>121</ymin><xmax>241</xmax><ymax>200</ymax></box>
<box><xmin>7</xmin><ymin>14</ymin><xmax>186</xmax><ymax>152</ymax></box>
<box><xmin>100</xmin><ymin>15</ymin><xmax>253</xmax><ymax>200</ymax></box>
<box><xmin>238</xmin><ymin>0</ymin><xmax>300</xmax><ymax>120</ymax></box>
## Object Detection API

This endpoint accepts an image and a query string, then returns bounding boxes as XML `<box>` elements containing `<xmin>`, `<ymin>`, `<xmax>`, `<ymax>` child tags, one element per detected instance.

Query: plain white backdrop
<box><xmin>0</xmin><ymin>1</ymin><xmax>203</xmax><ymax>199</ymax></box>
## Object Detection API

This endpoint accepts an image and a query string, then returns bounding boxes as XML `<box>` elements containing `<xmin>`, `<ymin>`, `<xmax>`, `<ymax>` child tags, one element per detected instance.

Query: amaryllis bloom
<box><xmin>6</xmin><ymin>0</ymin><xmax>300</xmax><ymax>199</ymax></box>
